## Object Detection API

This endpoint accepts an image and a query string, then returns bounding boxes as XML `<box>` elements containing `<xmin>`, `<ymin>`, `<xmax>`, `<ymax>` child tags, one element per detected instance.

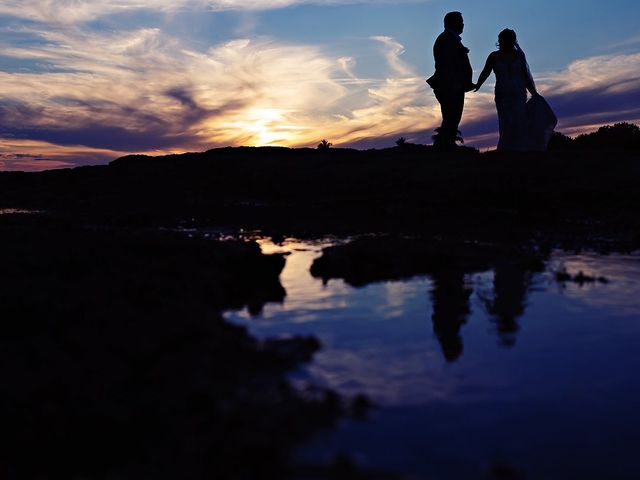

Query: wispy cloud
<box><xmin>0</xmin><ymin>27</ymin><xmax>345</xmax><ymax>153</ymax></box>
<box><xmin>535</xmin><ymin>52</ymin><xmax>640</xmax><ymax>135</ymax></box>
<box><xmin>0</xmin><ymin>24</ymin><xmax>440</xmax><ymax>167</ymax></box>
<box><xmin>1</xmin><ymin>13</ymin><xmax>640</xmax><ymax>170</ymax></box>
<box><xmin>602</xmin><ymin>34</ymin><xmax>640</xmax><ymax>51</ymax></box>
<box><xmin>0</xmin><ymin>0</ymin><xmax>413</xmax><ymax>23</ymax></box>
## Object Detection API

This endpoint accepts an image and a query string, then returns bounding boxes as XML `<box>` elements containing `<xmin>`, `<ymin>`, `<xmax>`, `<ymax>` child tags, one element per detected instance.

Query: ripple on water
<box><xmin>0</xmin><ymin>208</ymin><xmax>42</xmax><ymax>215</ymax></box>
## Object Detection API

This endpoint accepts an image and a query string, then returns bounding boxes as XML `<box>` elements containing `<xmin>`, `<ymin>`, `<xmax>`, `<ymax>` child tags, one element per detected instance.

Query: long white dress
<box><xmin>527</xmin><ymin>93</ymin><xmax>557</xmax><ymax>151</ymax></box>
<box><xmin>493</xmin><ymin>51</ymin><xmax>532</xmax><ymax>151</ymax></box>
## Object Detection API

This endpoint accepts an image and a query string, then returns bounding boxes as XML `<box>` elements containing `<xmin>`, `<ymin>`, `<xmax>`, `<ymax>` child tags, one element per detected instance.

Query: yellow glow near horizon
<box><xmin>243</xmin><ymin>108</ymin><xmax>295</xmax><ymax>146</ymax></box>
<box><xmin>207</xmin><ymin>107</ymin><xmax>315</xmax><ymax>147</ymax></box>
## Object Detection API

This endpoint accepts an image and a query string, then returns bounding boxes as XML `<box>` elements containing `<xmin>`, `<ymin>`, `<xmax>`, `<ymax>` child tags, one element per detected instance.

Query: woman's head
<box><xmin>497</xmin><ymin>29</ymin><xmax>517</xmax><ymax>51</ymax></box>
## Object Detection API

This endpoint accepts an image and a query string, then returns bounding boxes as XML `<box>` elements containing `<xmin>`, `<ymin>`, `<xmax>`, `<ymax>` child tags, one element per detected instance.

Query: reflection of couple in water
<box><xmin>427</xmin><ymin>11</ymin><xmax>556</xmax><ymax>151</ymax></box>
<box><xmin>430</xmin><ymin>261</ymin><xmax>535</xmax><ymax>363</ymax></box>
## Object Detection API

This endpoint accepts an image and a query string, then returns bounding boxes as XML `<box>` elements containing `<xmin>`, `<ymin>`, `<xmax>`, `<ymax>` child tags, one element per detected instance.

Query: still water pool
<box><xmin>226</xmin><ymin>239</ymin><xmax>640</xmax><ymax>479</ymax></box>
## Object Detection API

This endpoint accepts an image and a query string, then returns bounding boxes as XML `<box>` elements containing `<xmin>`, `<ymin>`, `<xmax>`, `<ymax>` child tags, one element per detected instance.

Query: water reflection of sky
<box><xmin>0</xmin><ymin>208</ymin><xmax>41</xmax><ymax>215</ymax></box>
<box><xmin>226</xmin><ymin>240</ymin><xmax>640</xmax><ymax>478</ymax></box>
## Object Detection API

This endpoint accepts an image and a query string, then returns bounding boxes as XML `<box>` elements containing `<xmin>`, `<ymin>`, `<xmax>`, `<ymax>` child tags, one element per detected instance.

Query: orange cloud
<box><xmin>0</xmin><ymin>138</ymin><xmax>125</xmax><ymax>171</ymax></box>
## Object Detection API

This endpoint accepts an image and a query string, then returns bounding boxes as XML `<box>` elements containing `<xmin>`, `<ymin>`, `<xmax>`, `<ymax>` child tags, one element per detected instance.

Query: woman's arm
<box><xmin>474</xmin><ymin>52</ymin><xmax>495</xmax><ymax>92</ymax></box>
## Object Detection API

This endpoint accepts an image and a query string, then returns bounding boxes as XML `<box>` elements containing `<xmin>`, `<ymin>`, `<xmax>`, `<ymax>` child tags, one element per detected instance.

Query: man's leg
<box><xmin>435</xmin><ymin>90</ymin><xmax>453</xmax><ymax>147</ymax></box>
<box><xmin>449</xmin><ymin>91</ymin><xmax>465</xmax><ymax>141</ymax></box>
<box><xmin>435</xmin><ymin>90</ymin><xmax>465</xmax><ymax>148</ymax></box>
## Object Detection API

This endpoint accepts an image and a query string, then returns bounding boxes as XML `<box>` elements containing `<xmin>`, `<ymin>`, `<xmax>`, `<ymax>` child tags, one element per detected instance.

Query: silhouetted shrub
<box><xmin>396</xmin><ymin>137</ymin><xmax>407</xmax><ymax>147</ymax></box>
<box><xmin>547</xmin><ymin>131</ymin><xmax>574</xmax><ymax>151</ymax></box>
<box><xmin>574</xmin><ymin>122</ymin><xmax>640</xmax><ymax>149</ymax></box>
<box><xmin>547</xmin><ymin>123</ymin><xmax>640</xmax><ymax>151</ymax></box>
<box><xmin>317</xmin><ymin>139</ymin><xmax>333</xmax><ymax>150</ymax></box>
<box><xmin>432</xmin><ymin>128</ymin><xmax>464</xmax><ymax>145</ymax></box>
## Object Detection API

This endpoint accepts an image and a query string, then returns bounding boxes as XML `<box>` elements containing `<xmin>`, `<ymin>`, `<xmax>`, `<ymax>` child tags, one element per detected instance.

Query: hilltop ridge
<box><xmin>0</xmin><ymin>124</ymin><xmax>639</xmax><ymax>247</ymax></box>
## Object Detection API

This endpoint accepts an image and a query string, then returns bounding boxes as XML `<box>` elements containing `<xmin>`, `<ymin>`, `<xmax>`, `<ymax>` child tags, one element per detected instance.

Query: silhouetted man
<box><xmin>430</xmin><ymin>269</ymin><xmax>472</xmax><ymax>362</ymax></box>
<box><xmin>427</xmin><ymin>11</ymin><xmax>474</xmax><ymax>149</ymax></box>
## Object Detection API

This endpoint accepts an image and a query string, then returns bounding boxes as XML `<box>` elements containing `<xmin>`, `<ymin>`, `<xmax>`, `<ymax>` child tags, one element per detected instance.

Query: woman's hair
<box><xmin>497</xmin><ymin>29</ymin><xmax>517</xmax><ymax>51</ymax></box>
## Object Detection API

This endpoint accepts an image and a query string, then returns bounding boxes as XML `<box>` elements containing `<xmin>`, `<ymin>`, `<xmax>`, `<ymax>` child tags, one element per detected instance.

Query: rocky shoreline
<box><xmin>0</xmin><ymin>216</ymin><xmax>375</xmax><ymax>479</ymax></box>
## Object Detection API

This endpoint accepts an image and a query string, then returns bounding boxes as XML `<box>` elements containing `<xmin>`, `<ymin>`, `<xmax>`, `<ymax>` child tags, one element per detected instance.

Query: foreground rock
<box><xmin>0</xmin><ymin>217</ymin><xmax>360</xmax><ymax>479</ymax></box>
<box><xmin>310</xmin><ymin>236</ymin><xmax>546</xmax><ymax>287</ymax></box>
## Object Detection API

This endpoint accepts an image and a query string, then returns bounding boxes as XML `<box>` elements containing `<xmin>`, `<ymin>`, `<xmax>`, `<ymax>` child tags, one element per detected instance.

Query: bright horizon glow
<box><xmin>1</xmin><ymin>0</ymin><xmax>639</xmax><ymax>170</ymax></box>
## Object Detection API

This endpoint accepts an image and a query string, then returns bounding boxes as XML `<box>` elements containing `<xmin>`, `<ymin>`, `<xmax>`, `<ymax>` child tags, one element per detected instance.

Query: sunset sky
<box><xmin>1</xmin><ymin>0</ymin><xmax>639</xmax><ymax>170</ymax></box>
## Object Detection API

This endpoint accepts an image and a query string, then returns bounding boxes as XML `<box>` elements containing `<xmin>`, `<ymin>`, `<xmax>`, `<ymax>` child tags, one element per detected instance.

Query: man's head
<box><xmin>444</xmin><ymin>11</ymin><xmax>464</xmax><ymax>35</ymax></box>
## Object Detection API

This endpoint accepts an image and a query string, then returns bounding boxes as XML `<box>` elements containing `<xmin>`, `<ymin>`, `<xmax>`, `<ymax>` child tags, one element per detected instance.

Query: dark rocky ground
<box><xmin>1</xmin><ymin>143</ymin><xmax>639</xmax><ymax>248</ymax></box>
<box><xmin>310</xmin><ymin>236</ymin><xmax>547</xmax><ymax>287</ymax></box>
<box><xmin>0</xmin><ymin>215</ymin><xmax>381</xmax><ymax>479</ymax></box>
<box><xmin>1</xmin><ymin>127</ymin><xmax>639</xmax><ymax>478</ymax></box>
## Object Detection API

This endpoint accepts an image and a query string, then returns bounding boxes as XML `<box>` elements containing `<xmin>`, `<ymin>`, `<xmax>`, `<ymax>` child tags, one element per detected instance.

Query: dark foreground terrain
<box><xmin>1</xmin><ymin>143</ymin><xmax>639</xmax><ymax>247</ymax></box>
<box><xmin>1</xmin><ymin>130</ymin><xmax>639</xmax><ymax>478</ymax></box>
<box><xmin>0</xmin><ymin>216</ymin><xmax>379</xmax><ymax>479</ymax></box>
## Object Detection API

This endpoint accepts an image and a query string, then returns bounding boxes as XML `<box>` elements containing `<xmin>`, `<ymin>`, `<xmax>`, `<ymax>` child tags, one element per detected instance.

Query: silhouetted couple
<box><xmin>427</xmin><ymin>11</ymin><xmax>556</xmax><ymax>151</ymax></box>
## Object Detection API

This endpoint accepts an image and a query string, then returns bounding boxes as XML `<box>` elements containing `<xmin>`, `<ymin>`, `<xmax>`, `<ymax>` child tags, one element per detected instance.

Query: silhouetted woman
<box><xmin>475</xmin><ymin>29</ymin><xmax>539</xmax><ymax>151</ymax></box>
